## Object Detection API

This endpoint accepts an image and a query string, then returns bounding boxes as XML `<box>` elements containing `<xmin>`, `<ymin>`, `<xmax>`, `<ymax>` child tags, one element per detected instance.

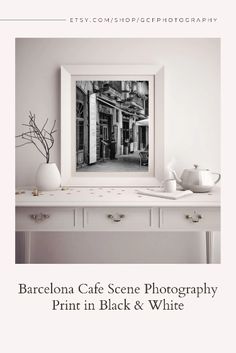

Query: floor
<box><xmin>78</xmin><ymin>151</ymin><xmax>148</xmax><ymax>172</ymax></box>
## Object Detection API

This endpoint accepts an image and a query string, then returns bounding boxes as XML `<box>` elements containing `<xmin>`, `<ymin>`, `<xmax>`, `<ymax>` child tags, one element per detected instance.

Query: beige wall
<box><xmin>15</xmin><ymin>38</ymin><xmax>220</xmax><ymax>263</ymax></box>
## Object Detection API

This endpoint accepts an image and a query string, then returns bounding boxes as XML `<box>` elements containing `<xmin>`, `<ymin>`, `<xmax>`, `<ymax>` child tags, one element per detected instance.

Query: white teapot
<box><xmin>171</xmin><ymin>164</ymin><xmax>221</xmax><ymax>193</ymax></box>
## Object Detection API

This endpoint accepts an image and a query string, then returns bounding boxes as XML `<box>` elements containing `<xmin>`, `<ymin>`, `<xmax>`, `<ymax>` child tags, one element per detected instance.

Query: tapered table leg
<box><xmin>206</xmin><ymin>231</ymin><xmax>213</xmax><ymax>264</ymax></box>
<box><xmin>24</xmin><ymin>232</ymin><xmax>31</xmax><ymax>264</ymax></box>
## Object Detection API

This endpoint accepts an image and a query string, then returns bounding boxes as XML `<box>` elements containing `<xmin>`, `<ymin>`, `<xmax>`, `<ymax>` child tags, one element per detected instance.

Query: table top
<box><xmin>15</xmin><ymin>186</ymin><xmax>221</xmax><ymax>207</ymax></box>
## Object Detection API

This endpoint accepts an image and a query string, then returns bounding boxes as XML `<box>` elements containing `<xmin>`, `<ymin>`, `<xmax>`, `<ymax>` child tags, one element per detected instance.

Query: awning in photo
<box><xmin>136</xmin><ymin>118</ymin><xmax>149</xmax><ymax>126</ymax></box>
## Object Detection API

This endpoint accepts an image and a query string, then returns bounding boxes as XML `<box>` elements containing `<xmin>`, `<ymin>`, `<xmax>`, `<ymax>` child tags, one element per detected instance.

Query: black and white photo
<box><xmin>75</xmin><ymin>80</ymin><xmax>149</xmax><ymax>172</ymax></box>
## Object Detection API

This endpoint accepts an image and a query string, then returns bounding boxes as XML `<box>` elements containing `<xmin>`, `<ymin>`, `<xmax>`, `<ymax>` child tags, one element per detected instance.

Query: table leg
<box><xmin>24</xmin><ymin>231</ymin><xmax>31</xmax><ymax>264</ymax></box>
<box><xmin>206</xmin><ymin>231</ymin><xmax>214</xmax><ymax>264</ymax></box>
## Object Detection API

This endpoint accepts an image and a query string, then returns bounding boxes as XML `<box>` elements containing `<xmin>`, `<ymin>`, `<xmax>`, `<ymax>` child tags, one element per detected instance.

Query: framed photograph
<box><xmin>61</xmin><ymin>65</ymin><xmax>164</xmax><ymax>186</ymax></box>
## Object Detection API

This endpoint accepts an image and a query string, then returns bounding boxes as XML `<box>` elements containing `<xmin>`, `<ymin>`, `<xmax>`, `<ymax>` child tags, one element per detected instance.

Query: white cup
<box><xmin>164</xmin><ymin>179</ymin><xmax>176</xmax><ymax>193</ymax></box>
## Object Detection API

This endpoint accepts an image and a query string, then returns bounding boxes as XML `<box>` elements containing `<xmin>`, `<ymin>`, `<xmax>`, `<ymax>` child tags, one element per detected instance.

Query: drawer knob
<box><xmin>107</xmin><ymin>214</ymin><xmax>125</xmax><ymax>222</ymax></box>
<box><xmin>30</xmin><ymin>213</ymin><xmax>50</xmax><ymax>223</ymax></box>
<box><xmin>185</xmin><ymin>213</ymin><xmax>203</xmax><ymax>223</ymax></box>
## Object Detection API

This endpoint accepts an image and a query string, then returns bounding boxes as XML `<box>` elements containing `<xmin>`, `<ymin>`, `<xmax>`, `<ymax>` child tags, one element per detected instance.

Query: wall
<box><xmin>15</xmin><ymin>38</ymin><xmax>220</xmax><ymax>263</ymax></box>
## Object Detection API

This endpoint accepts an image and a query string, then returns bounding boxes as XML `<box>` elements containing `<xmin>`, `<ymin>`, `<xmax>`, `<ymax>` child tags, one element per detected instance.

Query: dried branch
<box><xmin>15</xmin><ymin>112</ymin><xmax>56</xmax><ymax>163</ymax></box>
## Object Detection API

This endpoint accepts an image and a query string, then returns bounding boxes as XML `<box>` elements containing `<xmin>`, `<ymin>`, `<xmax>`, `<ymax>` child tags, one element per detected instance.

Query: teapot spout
<box><xmin>170</xmin><ymin>169</ymin><xmax>182</xmax><ymax>185</ymax></box>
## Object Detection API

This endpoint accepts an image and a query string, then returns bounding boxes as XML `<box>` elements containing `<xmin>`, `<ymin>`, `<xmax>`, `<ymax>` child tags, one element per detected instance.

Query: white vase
<box><xmin>36</xmin><ymin>163</ymin><xmax>61</xmax><ymax>191</ymax></box>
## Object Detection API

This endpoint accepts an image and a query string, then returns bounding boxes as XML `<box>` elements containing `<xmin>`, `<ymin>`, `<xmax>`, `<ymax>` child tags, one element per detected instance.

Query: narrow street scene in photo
<box><xmin>75</xmin><ymin>80</ymin><xmax>149</xmax><ymax>172</ymax></box>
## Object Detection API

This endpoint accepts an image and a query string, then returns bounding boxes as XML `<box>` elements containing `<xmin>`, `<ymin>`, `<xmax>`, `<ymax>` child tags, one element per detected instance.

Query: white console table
<box><xmin>15</xmin><ymin>187</ymin><xmax>220</xmax><ymax>264</ymax></box>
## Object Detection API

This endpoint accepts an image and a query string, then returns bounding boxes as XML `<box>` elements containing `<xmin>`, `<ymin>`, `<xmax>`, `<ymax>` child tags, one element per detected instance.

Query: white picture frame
<box><xmin>61</xmin><ymin>65</ymin><xmax>164</xmax><ymax>186</ymax></box>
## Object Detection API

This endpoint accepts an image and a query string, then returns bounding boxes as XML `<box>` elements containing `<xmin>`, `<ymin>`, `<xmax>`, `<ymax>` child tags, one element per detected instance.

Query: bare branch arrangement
<box><xmin>16</xmin><ymin>112</ymin><xmax>56</xmax><ymax>163</ymax></box>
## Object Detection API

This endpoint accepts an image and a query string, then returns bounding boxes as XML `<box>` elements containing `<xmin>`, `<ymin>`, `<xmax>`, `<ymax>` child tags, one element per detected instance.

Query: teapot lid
<box><xmin>192</xmin><ymin>164</ymin><xmax>209</xmax><ymax>171</ymax></box>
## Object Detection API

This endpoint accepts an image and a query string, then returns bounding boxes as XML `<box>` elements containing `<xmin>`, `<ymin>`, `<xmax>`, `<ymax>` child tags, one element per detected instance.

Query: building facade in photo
<box><xmin>75</xmin><ymin>80</ymin><xmax>149</xmax><ymax>170</ymax></box>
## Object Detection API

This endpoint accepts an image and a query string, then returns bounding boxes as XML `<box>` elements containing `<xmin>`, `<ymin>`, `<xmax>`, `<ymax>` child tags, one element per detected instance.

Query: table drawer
<box><xmin>84</xmin><ymin>207</ymin><xmax>152</xmax><ymax>230</ymax></box>
<box><xmin>160</xmin><ymin>207</ymin><xmax>220</xmax><ymax>230</ymax></box>
<box><xmin>16</xmin><ymin>207</ymin><xmax>77</xmax><ymax>231</ymax></box>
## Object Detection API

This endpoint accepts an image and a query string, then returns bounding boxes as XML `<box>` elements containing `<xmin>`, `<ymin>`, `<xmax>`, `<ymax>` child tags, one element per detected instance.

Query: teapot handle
<box><xmin>212</xmin><ymin>173</ymin><xmax>221</xmax><ymax>184</ymax></box>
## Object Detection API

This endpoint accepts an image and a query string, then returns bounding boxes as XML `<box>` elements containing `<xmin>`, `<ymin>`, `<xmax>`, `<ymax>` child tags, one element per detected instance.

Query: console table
<box><xmin>15</xmin><ymin>187</ymin><xmax>220</xmax><ymax>264</ymax></box>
